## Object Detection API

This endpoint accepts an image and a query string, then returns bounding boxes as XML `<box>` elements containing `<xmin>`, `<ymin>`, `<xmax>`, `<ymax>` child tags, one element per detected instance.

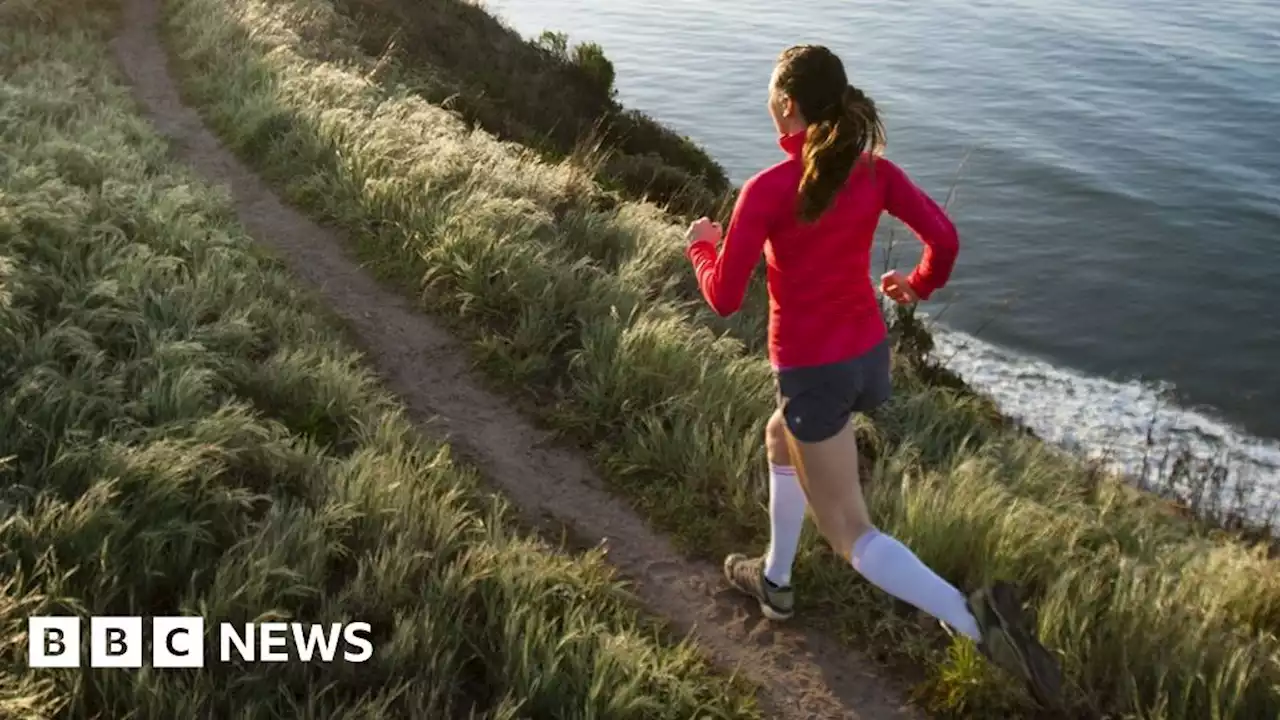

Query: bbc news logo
<box><xmin>28</xmin><ymin>616</ymin><xmax>374</xmax><ymax>668</ymax></box>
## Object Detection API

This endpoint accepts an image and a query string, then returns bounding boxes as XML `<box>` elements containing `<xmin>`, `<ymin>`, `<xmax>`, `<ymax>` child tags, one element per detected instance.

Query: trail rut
<box><xmin>109</xmin><ymin>1</ymin><xmax>921</xmax><ymax>717</ymax></box>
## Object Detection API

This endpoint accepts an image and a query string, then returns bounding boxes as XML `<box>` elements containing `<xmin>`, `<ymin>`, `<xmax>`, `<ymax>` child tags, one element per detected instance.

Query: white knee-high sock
<box><xmin>851</xmin><ymin>529</ymin><xmax>982</xmax><ymax>641</ymax></box>
<box><xmin>763</xmin><ymin>464</ymin><xmax>806</xmax><ymax>587</ymax></box>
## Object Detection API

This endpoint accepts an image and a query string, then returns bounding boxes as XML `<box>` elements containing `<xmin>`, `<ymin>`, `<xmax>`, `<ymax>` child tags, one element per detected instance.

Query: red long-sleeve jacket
<box><xmin>686</xmin><ymin>130</ymin><xmax>960</xmax><ymax>370</ymax></box>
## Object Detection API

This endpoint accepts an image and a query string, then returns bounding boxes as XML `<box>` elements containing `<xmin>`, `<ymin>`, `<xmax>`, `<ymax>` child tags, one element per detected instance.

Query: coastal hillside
<box><xmin>332</xmin><ymin>0</ymin><xmax>735</xmax><ymax>219</ymax></box>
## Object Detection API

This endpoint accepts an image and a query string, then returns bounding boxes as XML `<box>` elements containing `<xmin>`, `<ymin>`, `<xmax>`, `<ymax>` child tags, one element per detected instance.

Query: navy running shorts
<box><xmin>775</xmin><ymin>338</ymin><xmax>892</xmax><ymax>443</ymax></box>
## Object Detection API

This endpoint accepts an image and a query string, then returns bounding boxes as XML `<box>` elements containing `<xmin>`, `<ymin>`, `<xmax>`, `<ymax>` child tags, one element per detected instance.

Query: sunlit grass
<box><xmin>0</xmin><ymin>5</ymin><xmax>760</xmax><ymax>717</ymax></box>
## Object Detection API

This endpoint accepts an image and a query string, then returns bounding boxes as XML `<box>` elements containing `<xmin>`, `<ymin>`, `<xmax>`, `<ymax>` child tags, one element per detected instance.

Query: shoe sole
<box><xmin>987</xmin><ymin>583</ymin><xmax>1063</xmax><ymax>708</ymax></box>
<box><xmin>757</xmin><ymin>600</ymin><xmax>793</xmax><ymax>621</ymax></box>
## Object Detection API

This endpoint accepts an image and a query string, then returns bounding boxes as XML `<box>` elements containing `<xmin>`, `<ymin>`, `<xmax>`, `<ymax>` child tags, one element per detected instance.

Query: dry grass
<box><xmin>159</xmin><ymin>0</ymin><xmax>1280</xmax><ymax>717</ymax></box>
<box><xmin>0</xmin><ymin>4</ymin><xmax>761</xmax><ymax>717</ymax></box>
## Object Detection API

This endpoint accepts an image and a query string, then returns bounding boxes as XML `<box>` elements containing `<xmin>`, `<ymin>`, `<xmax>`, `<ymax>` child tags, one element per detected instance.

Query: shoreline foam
<box><xmin>933</xmin><ymin>326</ymin><xmax>1280</xmax><ymax>525</ymax></box>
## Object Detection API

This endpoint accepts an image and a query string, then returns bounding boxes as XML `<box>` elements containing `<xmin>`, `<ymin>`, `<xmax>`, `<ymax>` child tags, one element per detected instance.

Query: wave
<box><xmin>931</xmin><ymin>326</ymin><xmax>1280</xmax><ymax>526</ymax></box>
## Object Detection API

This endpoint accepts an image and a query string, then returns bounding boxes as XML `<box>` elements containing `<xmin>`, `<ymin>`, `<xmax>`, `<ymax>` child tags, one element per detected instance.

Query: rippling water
<box><xmin>486</xmin><ymin>0</ymin><xmax>1280</xmax><ymax>515</ymax></box>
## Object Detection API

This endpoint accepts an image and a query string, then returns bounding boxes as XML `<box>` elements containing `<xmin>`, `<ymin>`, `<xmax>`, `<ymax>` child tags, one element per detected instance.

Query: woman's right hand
<box><xmin>685</xmin><ymin>217</ymin><xmax>722</xmax><ymax>249</ymax></box>
<box><xmin>879</xmin><ymin>270</ymin><xmax>920</xmax><ymax>305</ymax></box>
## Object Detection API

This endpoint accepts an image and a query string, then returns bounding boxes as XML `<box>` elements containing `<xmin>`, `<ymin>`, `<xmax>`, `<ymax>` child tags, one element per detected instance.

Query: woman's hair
<box><xmin>773</xmin><ymin>45</ymin><xmax>886</xmax><ymax>223</ymax></box>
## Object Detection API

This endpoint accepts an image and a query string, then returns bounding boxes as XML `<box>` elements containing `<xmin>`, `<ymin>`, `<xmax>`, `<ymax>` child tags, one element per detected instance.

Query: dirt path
<box><xmin>109</xmin><ymin>1</ymin><xmax>920</xmax><ymax>717</ymax></box>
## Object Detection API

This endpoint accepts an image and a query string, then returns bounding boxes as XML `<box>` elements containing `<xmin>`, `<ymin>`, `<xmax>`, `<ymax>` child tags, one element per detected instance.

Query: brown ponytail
<box><xmin>774</xmin><ymin>46</ymin><xmax>887</xmax><ymax>223</ymax></box>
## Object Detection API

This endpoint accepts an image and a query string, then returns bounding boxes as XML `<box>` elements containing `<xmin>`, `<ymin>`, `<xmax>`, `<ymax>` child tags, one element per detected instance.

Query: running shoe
<box><xmin>967</xmin><ymin>581</ymin><xmax>1064</xmax><ymax>709</ymax></box>
<box><xmin>723</xmin><ymin>553</ymin><xmax>794</xmax><ymax>620</ymax></box>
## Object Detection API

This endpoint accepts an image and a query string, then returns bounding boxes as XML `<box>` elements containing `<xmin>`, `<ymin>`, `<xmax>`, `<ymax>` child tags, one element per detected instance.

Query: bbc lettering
<box><xmin>28</xmin><ymin>617</ymin><xmax>373</xmax><ymax>668</ymax></box>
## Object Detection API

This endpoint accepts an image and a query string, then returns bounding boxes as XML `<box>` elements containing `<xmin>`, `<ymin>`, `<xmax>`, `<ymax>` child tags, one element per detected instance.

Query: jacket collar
<box><xmin>779</xmin><ymin>130</ymin><xmax>806</xmax><ymax>158</ymax></box>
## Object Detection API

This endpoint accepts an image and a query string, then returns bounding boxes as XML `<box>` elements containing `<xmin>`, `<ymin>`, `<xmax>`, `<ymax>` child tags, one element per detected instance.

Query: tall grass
<box><xmin>330</xmin><ymin>0</ymin><xmax>734</xmax><ymax>219</ymax></box>
<box><xmin>0</xmin><ymin>5</ymin><xmax>760</xmax><ymax>718</ymax></box>
<box><xmin>161</xmin><ymin>0</ymin><xmax>1280</xmax><ymax>716</ymax></box>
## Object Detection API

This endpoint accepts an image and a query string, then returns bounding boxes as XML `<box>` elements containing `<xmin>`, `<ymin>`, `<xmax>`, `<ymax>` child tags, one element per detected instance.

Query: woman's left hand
<box><xmin>685</xmin><ymin>217</ymin><xmax>722</xmax><ymax>248</ymax></box>
<box><xmin>879</xmin><ymin>270</ymin><xmax>920</xmax><ymax>305</ymax></box>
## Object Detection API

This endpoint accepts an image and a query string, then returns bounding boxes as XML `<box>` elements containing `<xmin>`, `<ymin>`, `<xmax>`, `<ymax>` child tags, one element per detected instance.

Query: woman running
<box><xmin>684</xmin><ymin>44</ymin><xmax>1062</xmax><ymax>706</ymax></box>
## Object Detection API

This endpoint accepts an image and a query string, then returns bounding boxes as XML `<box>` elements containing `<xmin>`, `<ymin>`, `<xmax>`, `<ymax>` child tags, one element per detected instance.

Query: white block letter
<box><xmin>259</xmin><ymin>622</ymin><xmax>288</xmax><ymax>662</ymax></box>
<box><xmin>153</xmin><ymin>616</ymin><xmax>204</xmax><ymax>668</ymax></box>
<box><xmin>343</xmin><ymin>622</ymin><xmax>373</xmax><ymax>663</ymax></box>
<box><xmin>220</xmin><ymin>623</ymin><xmax>254</xmax><ymax>662</ymax></box>
<box><xmin>91</xmin><ymin>616</ymin><xmax>142</xmax><ymax>668</ymax></box>
<box><xmin>28</xmin><ymin>617</ymin><xmax>80</xmax><ymax>668</ymax></box>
